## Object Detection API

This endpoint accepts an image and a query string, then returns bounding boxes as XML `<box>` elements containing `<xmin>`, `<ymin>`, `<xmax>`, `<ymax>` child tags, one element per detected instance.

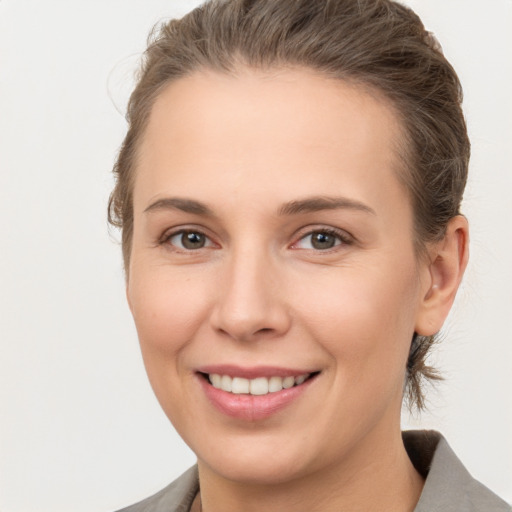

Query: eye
<box><xmin>293</xmin><ymin>229</ymin><xmax>349</xmax><ymax>250</ymax></box>
<box><xmin>166</xmin><ymin>230</ymin><xmax>214</xmax><ymax>250</ymax></box>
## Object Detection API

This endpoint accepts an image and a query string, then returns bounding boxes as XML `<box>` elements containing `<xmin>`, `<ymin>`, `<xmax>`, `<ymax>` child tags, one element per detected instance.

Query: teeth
<box><xmin>250</xmin><ymin>377</ymin><xmax>268</xmax><ymax>395</ymax></box>
<box><xmin>295</xmin><ymin>374</ymin><xmax>307</xmax><ymax>385</ymax></box>
<box><xmin>232</xmin><ymin>377</ymin><xmax>250</xmax><ymax>394</ymax></box>
<box><xmin>268</xmin><ymin>376</ymin><xmax>283</xmax><ymax>393</ymax></box>
<box><xmin>210</xmin><ymin>374</ymin><xmax>222</xmax><ymax>388</ymax></box>
<box><xmin>221</xmin><ymin>374</ymin><xmax>232</xmax><ymax>392</ymax></box>
<box><xmin>282</xmin><ymin>376</ymin><xmax>295</xmax><ymax>389</ymax></box>
<box><xmin>208</xmin><ymin>373</ymin><xmax>311</xmax><ymax>395</ymax></box>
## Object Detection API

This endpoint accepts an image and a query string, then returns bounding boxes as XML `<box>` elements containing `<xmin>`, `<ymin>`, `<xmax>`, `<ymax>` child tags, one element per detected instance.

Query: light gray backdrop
<box><xmin>0</xmin><ymin>1</ymin><xmax>511</xmax><ymax>511</ymax></box>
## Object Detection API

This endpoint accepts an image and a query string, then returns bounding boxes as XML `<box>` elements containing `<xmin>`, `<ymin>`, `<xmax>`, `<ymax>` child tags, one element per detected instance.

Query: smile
<box><xmin>208</xmin><ymin>373</ymin><xmax>311</xmax><ymax>395</ymax></box>
<box><xmin>198</xmin><ymin>368</ymin><xmax>319</xmax><ymax>421</ymax></box>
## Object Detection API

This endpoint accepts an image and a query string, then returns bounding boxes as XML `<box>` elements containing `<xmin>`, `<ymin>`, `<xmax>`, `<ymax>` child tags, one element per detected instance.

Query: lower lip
<box><xmin>198</xmin><ymin>375</ymin><xmax>316</xmax><ymax>421</ymax></box>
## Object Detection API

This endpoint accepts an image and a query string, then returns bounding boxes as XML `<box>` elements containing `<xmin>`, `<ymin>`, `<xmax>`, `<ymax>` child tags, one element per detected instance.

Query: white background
<box><xmin>0</xmin><ymin>1</ymin><xmax>511</xmax><ymax>511</ymax></box>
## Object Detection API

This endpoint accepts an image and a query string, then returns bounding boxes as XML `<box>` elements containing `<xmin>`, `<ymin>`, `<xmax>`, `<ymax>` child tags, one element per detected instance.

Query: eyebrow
<box><xmin>143</xmin><ymin>195</ymin><xmax>376</xmax><ymax>217</ymax></box>
<box><xmin>278</xmin><ymin>196</ymin><xmax>376</xmax><ymax>216</ymax></box>
<box><xmin>144</xmin><ymin>197</ymin><xmax>214</xmax><ymax>216</ymax></box>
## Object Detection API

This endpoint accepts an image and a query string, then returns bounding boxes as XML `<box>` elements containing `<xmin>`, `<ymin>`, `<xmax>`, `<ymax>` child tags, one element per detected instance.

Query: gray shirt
<box><xmin>116</xmin><ymin>430</ymin><xmax>510</xmax><ymax>511</ymax></box>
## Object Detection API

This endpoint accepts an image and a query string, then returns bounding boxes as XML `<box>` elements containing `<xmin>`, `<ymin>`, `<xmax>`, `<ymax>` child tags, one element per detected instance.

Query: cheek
<box><xmin>127</xmin><ymin>266</ymin><xmax>215</xmax><ymax>421</ymax></box>
<box><xmin>128</xmin><ymin>267</ymin><xmax>212</xmax><ymax>360</ymax></box>
<box><xmin>294</xmin><ymin>260</ymin><xmax>419</xmax><ymax>375</ymax></box>
<box><xmin>299</xmin><ymin>267</ymin><xmax>420</xmax><ymax>433</ymax></box>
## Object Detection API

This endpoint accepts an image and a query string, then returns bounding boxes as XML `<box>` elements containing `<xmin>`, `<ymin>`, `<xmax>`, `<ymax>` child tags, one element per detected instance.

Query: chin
<box><xmin>192</xmin><ymin>429</ymin><xmax>329</xmax><ymax>486</ymax></box>
<box><xmin>202</xmin><ymin>451</ymin><xmax>310</xmax><ymax>486</ymax></box>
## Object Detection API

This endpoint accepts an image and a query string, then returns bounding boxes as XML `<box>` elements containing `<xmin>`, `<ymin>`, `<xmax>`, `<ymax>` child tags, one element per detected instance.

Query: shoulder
<box><xmin>404</xmin><ymin>430</ymin><xmax>511</xmax><ymax>512</ymax></box>
<box><xmin>115</xmin><ymin>465</ymin><xmax>199</xmax><ymax>512</ymax></box>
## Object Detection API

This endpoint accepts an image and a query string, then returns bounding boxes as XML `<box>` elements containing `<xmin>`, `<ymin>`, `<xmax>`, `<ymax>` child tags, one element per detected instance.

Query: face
<box><xmin>127</xmin><ymin>68</ymin><xmax>433</xmax><ymax>485</ymax></box>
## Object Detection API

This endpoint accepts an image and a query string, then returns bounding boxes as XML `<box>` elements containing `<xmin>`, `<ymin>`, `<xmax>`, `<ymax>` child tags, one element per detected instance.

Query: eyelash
<box><xmin>159</xmin><ymin>226</ymin><xmax>353</xmax><ymax>252</ymax></box>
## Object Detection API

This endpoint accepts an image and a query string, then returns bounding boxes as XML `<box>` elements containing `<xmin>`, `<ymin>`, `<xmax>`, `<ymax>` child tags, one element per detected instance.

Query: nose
<box><xmin>210</xmin><ymin>246</ymin><xmax>291</xmax><ymax>342</ymax></box>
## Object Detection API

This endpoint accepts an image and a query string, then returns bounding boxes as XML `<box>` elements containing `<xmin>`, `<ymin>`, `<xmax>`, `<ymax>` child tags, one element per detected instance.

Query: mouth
<box><xmin>201</xmin><ymin>372</ymin><xmax>317</xmax><ymax>395</ymax></box>
<box><xmin>197</xmin><ymin>367</ymin><xmax>320</xmax><ymax>421</ymax></box>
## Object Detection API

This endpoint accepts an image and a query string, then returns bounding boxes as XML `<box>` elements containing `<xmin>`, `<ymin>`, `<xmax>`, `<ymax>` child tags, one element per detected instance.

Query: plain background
<box><xmin>0</xmin><ymin>1</ymin><xmax>511</xmax><ymax>511</ymax></box>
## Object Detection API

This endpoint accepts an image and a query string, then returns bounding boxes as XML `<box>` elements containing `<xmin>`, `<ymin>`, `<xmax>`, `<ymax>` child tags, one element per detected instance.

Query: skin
<box><xmin>127</xmin><ymin>68</ymin><xmax>468</xmax><ymax>512</ymax></box>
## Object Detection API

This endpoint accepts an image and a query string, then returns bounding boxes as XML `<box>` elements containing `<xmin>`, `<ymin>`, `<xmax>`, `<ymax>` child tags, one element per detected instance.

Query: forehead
<box><xmin>135</xmin><ymin>67</ymin><xmax>408</xmax><ymax>214</ymax></box>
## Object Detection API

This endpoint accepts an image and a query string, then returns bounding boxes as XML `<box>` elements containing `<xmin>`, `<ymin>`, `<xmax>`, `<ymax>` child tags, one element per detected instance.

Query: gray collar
<box><xmin>405</xmin><ymin>430</ymin><xmax>510</xmax><ymax>512</ymax></box>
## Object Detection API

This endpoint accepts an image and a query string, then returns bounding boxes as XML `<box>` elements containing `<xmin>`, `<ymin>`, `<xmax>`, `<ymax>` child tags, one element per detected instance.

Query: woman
<box><xmin>109</xmin><ymin>0</ymin><xmax>510</xmax><ymax>510</ymax></box>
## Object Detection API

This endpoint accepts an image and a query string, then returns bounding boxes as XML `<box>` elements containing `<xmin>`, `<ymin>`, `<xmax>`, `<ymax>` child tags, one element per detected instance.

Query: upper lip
<box><xmin>196</xmin><ymin>364</ymin><xmax>318</xmax><ymax>379</ymax></box>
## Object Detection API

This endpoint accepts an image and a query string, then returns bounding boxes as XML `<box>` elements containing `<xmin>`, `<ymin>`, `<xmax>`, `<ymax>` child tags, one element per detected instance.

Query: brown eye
<box><xmin>168</xmin><ymin>230</ymin><xmax>211</xmax><ymax>250</ymax></box>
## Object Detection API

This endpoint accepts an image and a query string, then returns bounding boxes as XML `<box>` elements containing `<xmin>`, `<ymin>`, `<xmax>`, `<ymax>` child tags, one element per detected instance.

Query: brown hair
<box><xmin>108</xmin><ymin>0</ymin><xmax>470</xmax><ymax>410</ymax></box>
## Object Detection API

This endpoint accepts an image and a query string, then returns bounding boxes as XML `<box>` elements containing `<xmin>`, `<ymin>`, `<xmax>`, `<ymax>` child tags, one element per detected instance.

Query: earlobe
<box><xmin>415</xmin><ymin>215</ymin><xmax>469</xmax><ymax>336</ymax></box>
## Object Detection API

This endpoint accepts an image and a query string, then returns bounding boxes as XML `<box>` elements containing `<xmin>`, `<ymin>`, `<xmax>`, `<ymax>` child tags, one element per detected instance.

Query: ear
<box><xmin>415</xmin><ymin>215</ymin><xmax>469</xmax><ymax>336</ymax></box>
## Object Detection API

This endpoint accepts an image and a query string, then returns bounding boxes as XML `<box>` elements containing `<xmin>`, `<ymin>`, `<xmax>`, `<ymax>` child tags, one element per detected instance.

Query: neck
<box><xmin>196</xmin><ymin>428</ymin><xmax>424</xmax><ymax>512</ymax></box>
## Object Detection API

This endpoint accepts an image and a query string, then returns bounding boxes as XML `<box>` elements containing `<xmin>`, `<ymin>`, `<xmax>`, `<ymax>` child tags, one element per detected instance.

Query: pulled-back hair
<box><xmin>108</xmin><ymin>0</ymin><xmax>470</xmax><ymax>410</ymax></box>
